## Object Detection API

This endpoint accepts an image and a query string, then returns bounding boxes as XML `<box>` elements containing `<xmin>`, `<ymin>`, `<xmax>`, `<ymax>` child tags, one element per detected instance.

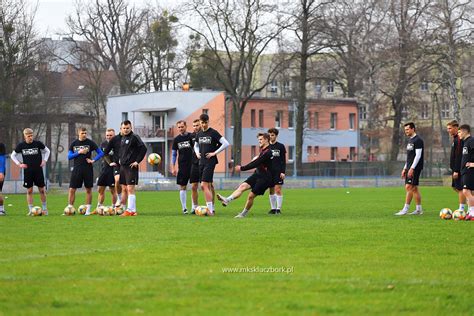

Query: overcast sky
<box><xmin>31</xmin><ymin>0</ymin><xmax>182</xmax><ymax>38</ymax></box>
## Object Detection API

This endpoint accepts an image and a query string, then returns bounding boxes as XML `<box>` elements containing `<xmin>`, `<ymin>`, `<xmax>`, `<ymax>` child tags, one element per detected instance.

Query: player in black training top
<box><xmin>0</xmin><ymin>142</ymin><xmax>6</xmax><ymax>216</ymax></box>
<box><xmin>193</xmin><ymin>113</ymin><xmax>229</xmax><ymax>216</ymax></box>
<box><xmin>95</xmin><ymin>128</ymin><xmax>118</xmax><ymax>211</ymax></box>
<box><xmin>395</xmin><ymin>122</ymin><xmax>424</xmax><ymax>216</ymax></box>
<box><xmin>171</xmin><ymin>120</ymin><xmax>194</xmax><ymax>214</ymax></box>
<box><xmin>67</xmin><ymin>127</ymin><xmax>104</xmax><ymax>215</ymax></box>
<box><xmin>267</xmin><ymin>127</ymin><xmax>287</xmax><ymax>215</ymax></box>
<box><xmin>459</xmin><ymin>124</ymin><xmax>474</xmax><ymax>221</ymax></box>
<box><xmin>217</xmin><ymin>133</ymin><xmax>273</xmax><ymax>218</ymax></box>
<box><xmin>11</xmin><ymin>128</ymin><xmax>51</xmax><ymax>216</ymax></box>
<box><xmin>104</xmin><ymin>128</ymin><xmax>123</xmax><ymax>209</ymax></box>
<box><xmin>115</xmin><ymin>120</ymin><xmax>147</xmax><ymax>216</ymax></box>
<box><xmin>447</xmin><ymin>120</ymin><xmax>466</xmax><ymax>212</ymax></box>
<box><xmin>189</xmin><ymin>119</ymin><xmax>202</xmax><ymax>214</ymax></box>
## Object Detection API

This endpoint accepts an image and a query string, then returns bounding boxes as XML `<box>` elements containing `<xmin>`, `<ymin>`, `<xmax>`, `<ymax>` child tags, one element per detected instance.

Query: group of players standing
<box><xmin>0</xmin><ymin>114</ymin><xmax>287</xmax><ymax>218</ymax></box>
<box><xmin>395</xmin><ymin>121</ymin><xmax>474</xmax><ymax>220</ymax></box>
<box><xmin>171</xmin><ymin>114</ymin><xmax>287</xmax><ymax>218</ymax></box>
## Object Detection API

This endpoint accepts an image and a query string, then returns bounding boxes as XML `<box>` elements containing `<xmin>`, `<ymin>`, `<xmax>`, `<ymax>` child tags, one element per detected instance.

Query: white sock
<box><xmin>128</xmin><ymin>195</ymin><xmax>136</xmax><ymax>212</ymax></box>
<box><xmin>97</xmin><ymin>203</ymin><xmax>103</xmax><ymax>207</ymax></box>
<box><xmin>116</xmin><ymin>194</ymin><xmax>122</xmax><ymax>206</ymax></box>
<box><xmin>206</xmin><ymin>201</ymin><xmax>214</xmax><ymax>213</ymax></box>
<box><xmin>28</xmin><ymin>204</ymin><xmax>33</xmax><ymax>212</ymax></box>
<box><xmin>192</xmin><ymin>203</ymin><xmax>197</xmax><ymax>211</ymax></box>
<box><xmin>269</xmin><ymin>194</ymin><xmax>277</xmax><ymax>209</ymax></box>
<box><xmin>179</xmin><ymin>190</ymin><xmax>187</xmax><ymax>210</ymax></box>
<box><xmin>276</xmin><ymin>195</ymin><xmax>283</xmax><ymax>210</ymax></box>
<box><xmin>85</xmin><ymin>204</ymin><xmax>91</xmax><ymax>214</ymax></box>
<box><xmin>226</xmin><ymin>195</ymin><xmax>234</xmax><ymax>201</ymax></box>
<box><xmin>402</xmin><ymin>204</ymin><xmax>410</xmax><ymax>211</ymax></box>
<box><xmin>42</xmin><ymin>202</ymin><xmax>47</xmax><ymax>210</ymax></box>
<box><xmin>0</xmin><ymin>205</ymin><xmax>4</xmax><ymax>211</ymax></box>
<box><xmin>241</xmin><ymin>208</ymin><xmax>249</xmax><ymax>216</ymax></box>
<box><xmin>416</xmin><ymin>204</ymin><xmax>422</xmax><ymax>211</ymax></box>
<box><xmin>469</xmin><ymin>206</ymin><xmax>474</xmax><ymax>214</ymax></box>
<box><xmin>459</xmin><ymin>204</ymin><xmax>466</xmax><ymax>211</ymax></box>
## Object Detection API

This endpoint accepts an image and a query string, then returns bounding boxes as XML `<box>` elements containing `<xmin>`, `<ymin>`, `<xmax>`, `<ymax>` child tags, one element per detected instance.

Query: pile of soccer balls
<box><xmin>439</xmin><ymin>208</ymin><xmax>467</xmax><ymax>221</ymax></box>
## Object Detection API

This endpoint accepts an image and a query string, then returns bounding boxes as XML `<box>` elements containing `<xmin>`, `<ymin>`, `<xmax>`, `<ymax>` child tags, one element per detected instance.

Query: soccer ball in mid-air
<box><xmin>195</xmin><ymin>206</ymin><xmax>209</xmax><ymax>216</ymax></box>
<box><xmin>439</xmin><ymin>208</ymin><xmax>453</xmax><ymax>220</ymax></box>
<box><xmin>78</xmin><ymin>205</ymin><xmax>88</xmax><ymax>215</ymax></box>
<box><xmin>147</xmin><ymin>153</ymin><xmax>161</xmax><ymax>165</ymax></box>
<box><xmin>64</xmin><ymin>205</ymin><xmax>76</xmax><ymax>216</ymax></box>
<box><xmin>452</xmin><ymin>209</ymin><xmax>466</xmax><ymax>221</ymax></box>
<box><xmin>31</xmin><ymin>206</ymin><xmax>43</xmax><ymax>216</ymax></box>
<box><xmin>103</xmin><ymin>206</ymin><xmax>115</xmax><ymax>216</ymax></box>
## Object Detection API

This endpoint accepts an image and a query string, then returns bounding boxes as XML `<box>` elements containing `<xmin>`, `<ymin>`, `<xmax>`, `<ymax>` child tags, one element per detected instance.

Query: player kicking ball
<box><xmin>217</xmin><ymin>133</ymin><xmax>274</xmax><ymax>218</ymax></box>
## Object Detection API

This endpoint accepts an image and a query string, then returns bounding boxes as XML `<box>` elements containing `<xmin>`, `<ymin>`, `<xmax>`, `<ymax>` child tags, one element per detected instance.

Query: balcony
<box><xmin>135</xmin><ymin>126</ymin><xmax>174</xmax><ymax>139</ymax></box>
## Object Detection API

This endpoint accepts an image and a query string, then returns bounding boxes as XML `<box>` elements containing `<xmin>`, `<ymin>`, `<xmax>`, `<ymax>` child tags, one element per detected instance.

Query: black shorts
<box><xmin>199</xmin><ymin>163</ymin><xmax>216</xmax><ymax>183</ymax></box>
<box><xmin>405</xmin><ymin>169</ymin><xmax>421</xmax><ymax>186</ymax></box>
<box><xmin>119</xmin><ymin>165</ymin><xmax>139</xmax><ymax>185</ymax></box>
<box><xmin>245</xmin><ymin>173</ymin><xmax>272</xmax><ymax>196</ymax></box>
<box><xmin>97</xmin><ymin>168</ymin><xmax>115</xmax><ymax>187</ymax></box>
<box><xmin>23</xmin><ymin>168</ymin><xmax>45</xmax><ymax>188</ymax></box>
<box><xmin>462</xmin><ymin>173</ymin><xmax>474</xmax><ymax>190</ymax></box>
<box><xmin>177</xmin><ymin>163</ymin><xmax>192</xmax><ymax>186</ymax></box>
<box><xmin>70</xmin><ymin>165</ymin><xmax>94</xmax><ymax>189</ymax></box>
<box><xmin>190</xmin><ymin>163</ymin><xmax>200</xmax><ymax>183</ymax></box>
<box><xmin>113</xmin><ymin>164</ymin><xmax>121</xmax><ymax>176</ymax></box>
<box><xmin>0</xmin><ymin>179</ymin><xmax>3</xmax><ymax>192</ymax></box>
<box><xmin>452</xmin><ymin>173</ymin><xmax>463</xmax><ymax>190</ymax></box>
<box><xmin>269</xmin><ymin>172</ymin><xmax>284</xmax><ymax>187</ymax></box>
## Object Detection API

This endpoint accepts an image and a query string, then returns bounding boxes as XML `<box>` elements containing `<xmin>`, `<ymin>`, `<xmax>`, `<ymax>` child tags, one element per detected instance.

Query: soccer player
<box><xmin>395</xmin><ymin>122</ymin><xmax>424</xmax><ymax>216</ymax></box>
<box><xmin>194</xmin><ymin>113</ymin><xmax>229</xmax><ymax>216</ymax></box>
<box><xmin>459</xmin><ymin>124</ymin><xmax>474</xmax><ymax>221</ymax></box>
<box><xmin>447</xmin><ymin>120</ymin><xmax>466</xmax><ymax>211</ymax></box>
<box><xmin>171</xmin><ymin>120</ymin><xmax>194</xmax><ymax>214</ymax></box>
<box><xmin>96</xmin><ymin>128</ymin><xmax>117</xmax><ymax>210</ymax></box>
<box><xmin>104</xmin><ymin>126</ymin><xmax>124</xmax><ymax>209</ymax></box>
<box><xmin>116</xmin><ymin>120</ymin><xmax>147</xmax><ymax>216</ymax></box>
<box><xmin>11</xmin><ymin>128</ymin><xmax>51</xmax><ymax>215</ymax></box>
<box><xmin>0</xmin><ymin>142</ymin><xmax>5</xmax><ymax>216</ymax></box>
<box><xmin>190</xmin><ymin>119</ymin><xmax>202</xmax><ymax>214</ymax></box>
<box><xmin>217</xmin><ymin>133</ymin><xmax>274</xmax><ymax>218</ymax></box>
<box><xmin>267</xmin><ymin>128</ymin><xmax>286</xmax><ymax>215</ymax></box>
<box><xmin>67</xmin><ymin>127</ymin><xmax>104</xmax><ymax>215</ymax></box>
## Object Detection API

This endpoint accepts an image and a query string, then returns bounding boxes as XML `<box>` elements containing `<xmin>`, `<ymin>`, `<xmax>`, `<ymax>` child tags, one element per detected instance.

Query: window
<box><xmin>153</xmin><ymin>115</ymin><xmax>164</xmax><ymax>129</ymax></box>
<box><xmin>330</xmin><ymin>113</ymin><xmax>337</xmax><ymax>129</ymax></box>
<box><xmin>331</xmin><ymin>147</ymin><xmax>337</xmax><ymax>161</ymax></box>
<box><xmin>421</xmin><ymin>104</ymin><xmax>429</xmax><ymax>119</ymax></box>
<box><xmin>314</xmin><ymin>146</ymin><xmax>319</xmax><ymax>155</ymax></box>
<box><xmin>202</xmin><ymin>108</ymin><xmax>209</xmax><ymax>114</ymax></box>
<box><xmin>350</xmin><ymin>147</ymin><xmax>356</xmax><ymax>161</ymax></box>
<box><xmin>275</xmin><ymin>110</ymin><xmax>283</xmax><ymax>128</ymax></box>
<box><xmin>269</xmin><ymin>80</ymin><xmax>278</xmax><ymax>93</ymax></box>
<box><xmin>441</xmin><ymin>103</ymin><xmax>450</xmax><ymax>118</ymax></box>
<box><xmin>122</xmin><ymin>112</ymin><xmax>128</xmax><ymax>121</ymax></box>
<box><xmin>259</xmin><ymin>110</ymin><xmax>264</xmax><ymax>127</ymax></box>
<box><xmin>420</xmin><ymin>81</ymin><xmax>429</xmax><ymax>92</ymax></box>
<box><xmin>283</xmin><ymin>80</ymin><xmax>291</xmax><ymax>92</ymax></box>
<box><xmin>307</xmin><ymin>146</ymin><xmax>312</xmax><ymax>155</ymax></box>
<box><xmin>288</xmin><ymin>109</ymin><xmax>294</xmax><ymax>129</ymax></box>
<box><xmin>307</xmin><ymin>111</ymin><xmax>312</xmax><ymax>129</ymax></box>
<box><xmin>251</xmin><ymin>109</ymin><xmax>256</xmax><ymax>128</ymax></box>
<box><xmin>349</xmin><ymin>113</ymin><xmax>356</xmax><ymax>130</ymax></box>
<box><xmin>314</xmin><ymin>112</ymin><xmax>319</xmax><ymax>129</ymax></box>
<box><xmin>315</xmin><ymin>80</ymin><xmax>322</xmax><ymax>95</ymax></box>
<box><xmin>327</xmin><ymin>80</ymin><xmax>334</xmax><ymax>93</ymax></box>
<box><xmin>288</xmin><ymin>146</ymin><xmax>294</xmax><ymax>161</ymax></box>
<box><xmin>251</xmin><ymin>146</ymin><xmax>256</xmax><ymax>160</ymax></box>
<box><xmin>359</xmin><ymin>106</ymin><xmax>367</xmax><ymax>120</ymax></box>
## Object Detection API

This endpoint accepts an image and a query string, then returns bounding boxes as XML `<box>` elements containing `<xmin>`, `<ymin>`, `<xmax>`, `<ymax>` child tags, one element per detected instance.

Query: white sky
<box><xmin>31</xmin><ymin>0</ymin><xmax>182</xmax><ymax>38</ymax></box>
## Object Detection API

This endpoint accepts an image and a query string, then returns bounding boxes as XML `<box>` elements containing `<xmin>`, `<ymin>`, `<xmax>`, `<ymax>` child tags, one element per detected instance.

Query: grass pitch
<box><xmin>0</xmin><ymin>187</ymin><xmax>472</xmax><ymax>315</ymax></box>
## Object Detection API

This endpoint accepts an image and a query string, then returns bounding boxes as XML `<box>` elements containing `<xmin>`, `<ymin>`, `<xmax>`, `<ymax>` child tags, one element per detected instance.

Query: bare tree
<box><xmin>184</xmin><ymin>0</ymin><xmax>287</xmax><ymax>166</ymax></box>
<box><xmin>0</xmin><ymin>0</ymin><xmax>39</xmax><ymax>148</ymax></box>
<box><xmin>67</xmin><ymin>0</ymin><xmax>148</xmax><ymax>94</ymax></box>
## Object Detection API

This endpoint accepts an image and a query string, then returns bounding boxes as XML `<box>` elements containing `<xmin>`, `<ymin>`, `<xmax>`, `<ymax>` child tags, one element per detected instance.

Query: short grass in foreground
<box><xmin>0</xmin><ymin>187</ymin><xmax>472</xmax><ymax>315</ymax></box>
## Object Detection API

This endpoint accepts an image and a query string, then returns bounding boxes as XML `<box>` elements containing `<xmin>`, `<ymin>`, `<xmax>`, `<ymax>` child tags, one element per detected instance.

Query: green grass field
<box><xmin>0</xmin><ymin>187</ymin><xmax>472</xmax><ymax>315</ymax></box>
